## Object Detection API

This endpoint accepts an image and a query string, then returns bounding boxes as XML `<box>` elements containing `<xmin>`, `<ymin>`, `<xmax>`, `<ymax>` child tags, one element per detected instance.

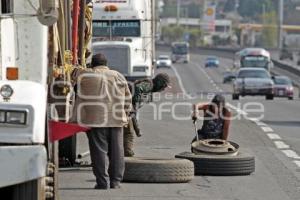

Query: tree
<box><xmin>187</xmin><ymin>28</ymin><xmax>202</xmax><ymax>47</ymax></box>
<box><xmin>238</xmin><ymin>0</ymin><xmax>275</xmax><ymax>20</ymax></box>
<box><xmin>161</xmin><ymin>26</ymin><xmax>184</xmax><ymax>43</ymax></box>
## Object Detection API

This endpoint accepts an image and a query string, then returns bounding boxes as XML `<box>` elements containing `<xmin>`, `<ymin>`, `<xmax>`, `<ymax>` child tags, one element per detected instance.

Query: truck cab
<box><xmin>0</xmin><ymin>0</ymin><xmax>90</xmax><ymax>199</ymax></box>
<box><xmin>0</xmin><ymin>0</ymin><xmax>49</xmax><ymax>194</ymax></box>
<box><xmin>235</xmin><ymin>48</ymin><xmax>273</xmax><ymax>72</ymax></box>
<box><xmin>92</xmin><ymin>0</ymin><xmax>155</xmax><ymax>80</ymax></box>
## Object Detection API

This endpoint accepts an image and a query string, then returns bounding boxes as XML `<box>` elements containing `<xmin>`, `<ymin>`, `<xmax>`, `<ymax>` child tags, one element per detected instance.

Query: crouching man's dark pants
<box><xmin>87</xmin><ymin>127</ymin><xmax>124</xmax><ymax>188</ymax></box>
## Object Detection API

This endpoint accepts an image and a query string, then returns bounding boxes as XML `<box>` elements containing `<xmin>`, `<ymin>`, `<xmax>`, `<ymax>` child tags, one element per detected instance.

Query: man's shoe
<box><xmin>94</xmin><ymin>184</ymin><xmax>109</xmax><ymax>190</ymax></box>
<box><xmin>110</xmin><ymin>183</ymin><xmax>121</xmax><ymax>189</ymax></box>
<box><xmin>125</xmin><ymin>150</ymin><xmax>134</xmax><ymax>157</ymax></box>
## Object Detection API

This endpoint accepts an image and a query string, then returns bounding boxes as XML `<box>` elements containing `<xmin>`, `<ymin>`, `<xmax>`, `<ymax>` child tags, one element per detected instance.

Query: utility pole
<box><xmin>177</xmin><ymin>0</ymin><xmax>181</xmax><ymax>26</ymax></box>
<box><xmin>262</xmin><ymin>4</ymin><xmax>265</xmax><ymax>21</ymax></box>
<box><xmin>278</xmin><ymin>0</ymin><xmax>283</xmax><ymax>49</ymax></box>
<box><xmin>235</xmin><ymin>0</ymin><xmax>239</xmax><ymax>14</ymax></box>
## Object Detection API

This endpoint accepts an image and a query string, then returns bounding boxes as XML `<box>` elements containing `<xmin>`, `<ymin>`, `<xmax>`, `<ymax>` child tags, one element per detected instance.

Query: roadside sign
<box><xmin>183</xmin><ymin>33</ymin><xmax>190</xmax><ymax>42</ymax></box>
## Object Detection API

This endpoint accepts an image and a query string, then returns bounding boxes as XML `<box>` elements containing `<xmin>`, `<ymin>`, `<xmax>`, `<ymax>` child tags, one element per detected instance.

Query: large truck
<box><xmin>0</xmin><ymin>0</ymin><xmax>91</xmax><ymax>199</ymax></box>
<box><xmin>92</xmin><ymin>0</ymin><xmax>155</xmax><ymax>80</ymax></box>
<box><xmin>233</xmin><ymin>48</ymin><xmax>273</xmax><ymax>72</ymax></box>
<box><xmin>171</xmin><ymin>42</ymin><xmax>190</xmax><ymax>64</ymax></box>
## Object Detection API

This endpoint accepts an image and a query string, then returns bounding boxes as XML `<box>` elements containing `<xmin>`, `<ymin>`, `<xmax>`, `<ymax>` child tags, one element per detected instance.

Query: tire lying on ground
<box><xmin>175</xmin><ymin>152</ymin><xmax>255</xmax><ymax>176</ymax></box>
<box><xmin>123</xmin><ymin>157</ymin><xmax>194</xmax><ymax>183</ymax></box>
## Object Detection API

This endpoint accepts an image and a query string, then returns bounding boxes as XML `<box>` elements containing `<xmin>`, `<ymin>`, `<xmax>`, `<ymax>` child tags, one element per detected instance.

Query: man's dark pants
<box><xmin>87</xmin><ymin>127</ymin><xmax>124</xmax><ymax>188</ymax></box>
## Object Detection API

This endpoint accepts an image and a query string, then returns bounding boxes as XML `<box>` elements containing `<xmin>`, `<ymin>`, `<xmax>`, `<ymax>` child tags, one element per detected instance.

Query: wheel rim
<box><xmin>191</xmin><ymin>139</ymin><xmax>239</xmax><ymax>155</ymax></box>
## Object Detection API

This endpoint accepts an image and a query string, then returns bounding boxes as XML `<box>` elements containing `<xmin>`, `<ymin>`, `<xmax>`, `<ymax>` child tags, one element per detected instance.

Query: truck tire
<box><xmin>175</xmin><ymin>152</ymin><xmax>255</xmax><ymax>176</ymax></box>
<box><xmin>46</xmin><ymin>143</ymin><xmax>59</xmax><ymax>200</ymax></box>
<box><xmin>12</xmin><ymin>178</ymin><xmax>45</xmax><ymax>200</ymax></box>
<box><xmin>123</xmin><ymin>157</ymin><xmax>194</xmax><ymax>183</ymax></box>
<box><xmin>59</xmin><ymin>135</ymin><xmax>77</xmax><ymax>166</ymax></box>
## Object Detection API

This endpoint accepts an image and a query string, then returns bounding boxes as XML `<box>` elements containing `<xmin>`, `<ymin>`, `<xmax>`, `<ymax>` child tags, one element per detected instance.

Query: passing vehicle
<box><xmin>232</xmin><ymin>68</ymin><xmax>274</xmax><ymax>100</ymax></box>
<box><xmin>171</xmin><ymin>42</ymin><xmax>190</xmax><ymax>63</ymax></box>
<box><xmin>205</xmin><ymin>56</ymin><xmax>219</xmax><ymax>68</ymax></box>
<box><xmin>273</xmin><ymin>76</ymin><xmax>294</xmax><ymax>100</ymax></box>
<box><xmin>234</xmin><ymin>48</ymin><xmax>273</xmax><ymax>72</ymax></box>
<box><xmin>156</xmin><ymin>55</ymin><xmax>172</xmax><ymax>68</ymax></box>
<box><xmin>92</xmin><ymin>0</ymin><xmax>155</xmax><ymax>80</ymax></box>
<box><xmin>223</xmin><ymin>71</ymin><xmax>236</xmax><ymax>83</ymax></box>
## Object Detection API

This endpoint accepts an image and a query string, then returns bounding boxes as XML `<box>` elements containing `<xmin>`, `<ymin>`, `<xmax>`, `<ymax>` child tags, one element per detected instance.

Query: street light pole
<box><xmin>278</xmin><ymin>0</ymin><xmax>284</xmax><ymax>49</ymax></box>
<box><xmin>177</xmin><ymin>0</ymin><xmax>181</xmax><ymax>26</ymax></box>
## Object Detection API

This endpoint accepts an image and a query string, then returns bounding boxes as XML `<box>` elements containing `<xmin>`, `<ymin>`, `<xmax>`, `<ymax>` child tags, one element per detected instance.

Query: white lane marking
<box><xmin>226</xmin><ymin>103</ymin><xmax>248</xmax><ymax>115</ymax></box>
<box><xmin>170</xmin><ymin>65</ymin><xmax>192</xmax><ymax>99</ymax></box>
<box><xmin>294</xmin><ymin>161</ymin><xmax>300</xmax><ymax>167</ymax></box>
<box><xmin>261</xmin><ymin>126</ymin><xmax>274</xmax><ymax>132</ymax></box>
<box><xmin>267</xmin><ymin>133</ymin><xmax>282</xmax><ymax>140</ymax></box>
<box><xmin>282</xmin><ymin>150</ymin><xmax>300</xmax><ymax>159</ymax></box>
<box><xmin>274</xmin><ymin>141</ymin><xmax>290</xmax><ymax>149</ymax></box>
<box><xmin>255</xmin><ymin>121</ymin><xmax>267</xmax><ymax>126</ymax></box>
<box><xmin>248</xmin><ymin>118</ymin><xmax>259</xmax><ymax>122</ymax></box>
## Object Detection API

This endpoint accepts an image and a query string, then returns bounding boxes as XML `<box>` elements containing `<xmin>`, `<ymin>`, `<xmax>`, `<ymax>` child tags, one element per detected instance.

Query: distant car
<box><xmin>232</xmin><ymin>68</ymin><xmax>274</xmax><ymax>100</ymax></box>
<box><xmin>273</xmin><ymin>76</ymin><xmax>294</xmax><ymax>100</ymax></box>
<box><xmin>223</xmin><ymin>71</ymin><xmax>236</xmax><ymax>83</ymax></box>
<box><xmin>156</xmin><ymin>55</ymin><xmax>172</xmax><ymax>68</ymax></box>
<box><xmin>205</xmin><ymin>56</ymin><xmax>219</xmax><ymax>67</ymax></box>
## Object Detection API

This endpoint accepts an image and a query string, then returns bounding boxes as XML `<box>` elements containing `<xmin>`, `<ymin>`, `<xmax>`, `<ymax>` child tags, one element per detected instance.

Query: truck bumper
<box><xmin>0</xmin><ymin>145</ymin><xmax>47</xmax><ymax>188</ymax></box>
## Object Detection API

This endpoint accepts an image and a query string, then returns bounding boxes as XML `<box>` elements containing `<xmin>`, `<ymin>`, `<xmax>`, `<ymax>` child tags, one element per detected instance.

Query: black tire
<box><xmin>12</xmin><ymin>179</ymin><xmax>45</xmax><ymax>200</ymax></box>
<box><xmin>288</xmin><ymin>96</ymin><xmax>293</xmax><ymax>100</ymax></box>
<box><xmin>175</xmin><ymin>152</ymin><xmax>255</xmax><ymax>176</ymax></box>
<box><xmin>232</xmin><ymin>94</ymin><xmax>239</xmax><ymax>100</ymax></box>
<box><xmin>266</xmin><ymin>94</ymin><xmax>274</xmax><ymax>100</ymax></box>
<box><xmin>123</xmin><ymin>157</ymin><xmax>194</xmax><ymax>183</ymax></box>
<box><xmin>47</xmin><ymin>142</ymin><xmax>59</xmax><ymax>200</ymax></box>
<box><xmin>59</xmin><ymin>135</ymin><xmax>77</xmax><ymax>166</ymax></box>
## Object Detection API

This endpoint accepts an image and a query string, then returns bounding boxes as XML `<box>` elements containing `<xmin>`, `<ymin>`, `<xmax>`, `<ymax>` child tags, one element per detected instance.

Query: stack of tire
<box><xmin>175</xmin><ymin>139</ymin><xmax>255</xmax><ymax>176</ymax></box>
<box><xmin>175</xmin><ymin>152</ymin><xmax>255</xmax><ymax>176</ymax></box>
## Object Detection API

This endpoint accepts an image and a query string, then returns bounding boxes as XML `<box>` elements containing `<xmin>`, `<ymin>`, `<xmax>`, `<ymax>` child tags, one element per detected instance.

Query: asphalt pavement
<box><xmin>58</xmin><ymin>49</ymin><xmax>300</xmax><ymax>200</ymax></box>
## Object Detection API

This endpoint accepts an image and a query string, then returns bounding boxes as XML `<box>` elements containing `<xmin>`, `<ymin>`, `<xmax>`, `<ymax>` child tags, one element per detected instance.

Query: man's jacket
<box><xmin>75</xmin><ymin>66</ymin><xmax>132</xmax><ymax>127</ymax></box>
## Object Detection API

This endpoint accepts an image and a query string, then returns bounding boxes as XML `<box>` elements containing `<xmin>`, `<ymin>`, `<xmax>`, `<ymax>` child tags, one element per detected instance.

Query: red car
<box><xmin>273</xmin><ymin>76</ymin><xmax>294</xmax><ymax>100</ymax></box>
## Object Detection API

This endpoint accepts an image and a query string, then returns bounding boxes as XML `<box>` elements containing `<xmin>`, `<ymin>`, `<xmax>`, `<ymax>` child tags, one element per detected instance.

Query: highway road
<box><xmin>58</xmin><ymin>49</ymin><xmax>300</xmax><ymax>200</ymax></box>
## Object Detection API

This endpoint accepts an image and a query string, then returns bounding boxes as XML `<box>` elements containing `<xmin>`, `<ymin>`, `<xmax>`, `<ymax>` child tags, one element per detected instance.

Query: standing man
<box><xmin>124</xmin><ymin>73</ymin><xmax>171</xmax><ymax>157</ymax></box>
<box><xmin>76</xmin><ymin>53</ymin><xmax>131</xmax><ymax>189</ymax></box>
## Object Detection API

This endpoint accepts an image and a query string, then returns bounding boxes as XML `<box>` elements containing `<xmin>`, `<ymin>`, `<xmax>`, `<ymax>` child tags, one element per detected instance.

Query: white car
<box><xmin>232</xmin><ymin>68</ymin><xmax>274</xmax><ymax>100</ymax></box>
<box><xmin>156</xmin><ymin>55</ymin><xmax>172</xmax><ymax>68</ymax></box>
